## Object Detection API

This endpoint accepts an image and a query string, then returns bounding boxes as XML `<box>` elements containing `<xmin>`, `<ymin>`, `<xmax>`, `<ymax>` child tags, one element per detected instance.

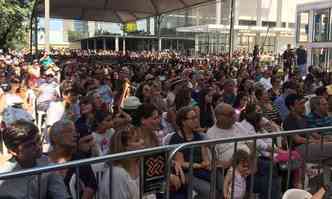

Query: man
<box><xmin>207</xmin><ymin>103</ymin><xmax>281</xmax><ymax>199</ymax></box>
<box><xmin>49</xmin><ymin>120</ymin><xmax>97</xmax><ymax>199</ymax></box>
<box><xmin>296</xmin><ymin>45</ymin><xmax>307</xmax><ymax>78</ymax></box>
<box><xmin>283</xmin><ymin>44</ymin><xmax>295</xmax><ymax>76</ymax></box>
<box><xmin>0</xmin><ymin>120</ymin><xmax>69</xmax><ymax>198</ymax></box>
<box><xmin>221</xmin><ymin>79</ymin><xmax>237</xmax><ymax>106</ymax></box>
<box><xmin>274</xmin><ymin>81</ymin><xmax>298</xmax><ymax>121</ymax></box>
<box><xmin>259</xmin><ymin>68</ymin><xmax>273</xmax><ymax>91</ymax></box>
<box><xmin>306</xmin><ymin>96</ymin><xmax>332</xmax><ymax>128</ymax></box>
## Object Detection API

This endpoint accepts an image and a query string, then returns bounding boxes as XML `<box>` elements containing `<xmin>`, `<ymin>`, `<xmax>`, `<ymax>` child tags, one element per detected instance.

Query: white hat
<box><xmin>123</xmin><ymin>96</ymin><xmax>142</xmax><ymax>110</ymax></box>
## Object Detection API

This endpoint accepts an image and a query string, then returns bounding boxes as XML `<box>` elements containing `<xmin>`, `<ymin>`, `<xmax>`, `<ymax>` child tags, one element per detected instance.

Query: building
<box><xmin>177</xmin><ymin>0</ymin><xmax>320</xmax><ymax>54</ymax></box>
<box><xmin>296</xmin><ymin>0</ymin><xmax>332</xmax><ymax>70</ymax></box>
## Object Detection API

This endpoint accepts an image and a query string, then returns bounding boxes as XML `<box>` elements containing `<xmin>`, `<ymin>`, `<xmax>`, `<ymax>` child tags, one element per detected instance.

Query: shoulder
<box><xmin>169</xmin><ymin>132</ymin><xmax>183</xmax><ymax>144</ymax></box>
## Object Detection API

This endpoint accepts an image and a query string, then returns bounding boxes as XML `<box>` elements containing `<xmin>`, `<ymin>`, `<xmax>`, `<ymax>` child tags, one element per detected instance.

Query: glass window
<box><xmin>313</xmin><ymin>9</ymin><xmax>330</xmax><ymax>42</ymax></box>
<box><xmin>297</xmin><ymin>12</ymin><xmax>309</xmax><ymax>42</ymax></box>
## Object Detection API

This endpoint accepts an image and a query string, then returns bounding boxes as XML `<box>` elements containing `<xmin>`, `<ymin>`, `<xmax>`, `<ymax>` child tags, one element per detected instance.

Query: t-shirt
<box><xmin>0</xmin><ymin>156</ymin><xmax>70</xmax><ymax>199</ymax></box>
<box><xmin>169</xmin><ymin>132</ymin><xmax>205</xmax><ymax>163</ymax></box>
<box><xmin>226</xmin><ymin>167</ymin><xmax>246</xmax><ymax>199</ymax></box>
<box><xmin>206</xmin><ymin>123</ymin><xmax>250</xmax><ymax>162</ymax></box>
<box><xmin>283</xmin><ymin>114</ymin><xmax>307</xmax><ymax>148</ymax></box>
<box><xmin>100</xmin><ymin>166</ymin><xmax>139</xmax><ymax>199</ymax></box>
<box><xmin>93</xmin><ymin>129</ymin><xmax>114</xmax><ymax>156</ymax></box>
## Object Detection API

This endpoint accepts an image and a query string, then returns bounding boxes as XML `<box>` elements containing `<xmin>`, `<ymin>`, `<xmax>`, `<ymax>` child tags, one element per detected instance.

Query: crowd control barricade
<box><xmin>0</xmin><ymin>145</ymin><xmax>177</xmax><ymax>199</ymax></box>
<box><xmin>165</xmin><ymin>126</ymin><xmax>332</xmax><ymax>199</ymax></box>
<box><xmin>1</xmin><ymin>126</ymin><xmax>332</xmax><ymax>199</ymax></box>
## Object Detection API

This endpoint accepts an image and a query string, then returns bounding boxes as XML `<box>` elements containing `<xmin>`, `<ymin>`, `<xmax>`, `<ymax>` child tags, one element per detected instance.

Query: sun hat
<box><xmin>123</xmin><ymin>96</ymin><xmax>142</xmax><ymax>110</ymax></box>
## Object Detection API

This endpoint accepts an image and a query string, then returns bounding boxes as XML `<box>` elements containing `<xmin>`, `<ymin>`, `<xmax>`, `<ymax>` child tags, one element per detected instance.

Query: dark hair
<box><xmin>175</xmin><ymin>87</ymin><xmax>192</xmax><ymax>111</ymax></box>
<box><xmin>285</xmin><ymin>94</ymin><xmax>304</xmax><ymax>110</ymax></box>
<box><xmin>176</xmin><ymin>106</ymin><xmax>195</xmax><ymax>138</ymax></box>
<box><xmin>255</xmin><ymin>87</ymin><xmax>265</xmax><ymax>100</ymax></box>
<box><xmin>315</xmin><ymin>86</ymin><xmax>327</xmax><ymax>96</ymax></box>
<box><xmin>135</xmin><ymin>82</ymin><xmax>150</xmax><ymax>103</ymax></box>
<box><xmin>282</xmin><ymin>81</ymin><xmax>297</xmax><ymax>93</ymax></box>
<box><xmin>136</xmin><ymin>103</ymin><xmax>158</xmax><ymax>126</ymax></box>
<box><xmin>232</xmin><ymin>149</ymin><xmax>250</xmax><ymax>166</ymax></box>
<box><xmin>3</xmin><ymin>120</ymin><xmax>39</xmax><ymax>150</ymax></box>
<box><xmin>233</xmin><ymin>91</ymin><xmax>248</xmax><ymax>109</ymax></box>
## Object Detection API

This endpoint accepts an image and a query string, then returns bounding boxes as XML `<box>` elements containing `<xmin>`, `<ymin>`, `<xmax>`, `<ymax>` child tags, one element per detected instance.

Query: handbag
<box><xmin>274</xmin><ymin>146</ymin><xmax>302</xmax><ymax>171</ymax></box>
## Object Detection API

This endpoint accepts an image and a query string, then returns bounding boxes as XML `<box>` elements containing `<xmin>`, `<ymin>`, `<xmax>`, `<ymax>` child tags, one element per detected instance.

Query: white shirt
<box><xmin>207</xmin><ymin>123</ymin><xmax>250</xmax><ymax>162</ymax></box>
<box><xmin>93</xmin><ymin>129</ymin><xmax>114</xmax><ymax>156</ymax></box>
<box><xmin>100</xmin><ymin>166</ymin><xmax>139</xmax><ymax>199</ymax></box>
<box><xmin>259</xmin><ymin>77</ymin><xmax>272</xmax><ymax>90</ymax></box>
<box><xmin>240</xmin><ymin>120</ymin><xmax>272</xmax><ymax>157</ymax></box>
<box><xmin>46</xmin><ymin>101</ymin><xmax>65</xmax><ymax>127</ymax></box>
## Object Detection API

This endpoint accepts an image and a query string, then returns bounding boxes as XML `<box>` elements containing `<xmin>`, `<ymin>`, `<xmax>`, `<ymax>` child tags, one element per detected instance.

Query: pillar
<box><xmin>103</xmin><ymin>38</ymin><xmax>106</xmax><ymax>50</ymax></box>
<box><xmin>275</xmin><ymin>0</ymin><xmax>283</xmax><ymax>53</ymax></box>
<box><xmin>158</xmin><ymin>38</ymin><xmax>162</xmax><ymax>51</ymax></box>
<box><xmin>44</xmin><ymin>0</ymin><xmax>50</xmax><ymax>52</ymax></box>
<box><xmin>115</xmin><ymin>36</ymin><xmax>119</xmax><ymax>51</ymax></box>
<box><xmin>216</xmin><ymin>0</ymin><xmax>222</xmax><ymax>25</ymax></box>
<box><xmin>93</xmin><ymin>39</ymin><xmax>97</xmax><ymax>50</ymax></box>
<box><xmin>123</xmin><ymin>38</ymin><xmax>126</xmax><ymax>53</ymax></box>
<box><xmin>196</xmin><ymin>7</ymin><xmax>200</xmax><ymax>25</ymax></box>
<box><xmin>256</xmin><ymin>0</ymin><xmax>262</xmax><ymax>45</ymax></box>
<box><xmin>195</xmin><ymin>34</ymin><xmax>199</xmax><ymax>55</ymax></box>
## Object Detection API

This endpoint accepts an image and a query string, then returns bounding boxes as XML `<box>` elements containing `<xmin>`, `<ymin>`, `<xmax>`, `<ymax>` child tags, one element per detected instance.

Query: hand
<box><xmin>200</xmin><ymin>161</ymin><xmax>210</xmax><ymax>170</ymax></box>
<box><xmin>78</xmin><ymin>135</ymin><xmax>96</xmax><ymax>153</ymax></box>
<box><xmin>170</xmin><ymin>174</ymin><xmax>182</xmax><ymax>191</ymax></box>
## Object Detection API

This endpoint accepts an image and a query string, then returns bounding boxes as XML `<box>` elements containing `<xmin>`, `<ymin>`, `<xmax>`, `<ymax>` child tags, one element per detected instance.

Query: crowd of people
<box><xmin>0</xmin><ymin>46</ymin><xmax>332</xmax><ymax>199</ymax></box>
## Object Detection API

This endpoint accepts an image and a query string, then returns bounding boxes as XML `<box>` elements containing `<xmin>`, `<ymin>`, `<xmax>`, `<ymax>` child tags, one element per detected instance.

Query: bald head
<box><xmin>215</xmin><ymin>102</ymin><xmax>236</xmax><ymax>129</ymax></box>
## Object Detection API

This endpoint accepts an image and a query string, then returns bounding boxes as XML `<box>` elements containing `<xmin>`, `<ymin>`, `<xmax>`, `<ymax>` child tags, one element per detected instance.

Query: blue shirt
<box><xmin>273</xmin><ymin>95</ymin><xmax>289</xmax><ymax>121</ymax></box>
<box><xmin>306</xmin><ymin>112</ymin><xmax>332</xmax><ymax>128</ymax></box>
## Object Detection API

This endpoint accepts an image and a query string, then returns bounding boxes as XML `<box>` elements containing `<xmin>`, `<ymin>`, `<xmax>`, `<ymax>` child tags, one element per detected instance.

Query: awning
<box><xmin>37</xmin><ymin>0</ymin><xmax>216</xmax><ymax>23</ymax></box>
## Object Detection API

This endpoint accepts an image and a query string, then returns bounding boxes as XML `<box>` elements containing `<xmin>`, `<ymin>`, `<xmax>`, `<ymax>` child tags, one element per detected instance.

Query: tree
<box><xmin>0</xmin><ymin>0</ymin><xmax>33</xmax><ymax>50</ymax></box>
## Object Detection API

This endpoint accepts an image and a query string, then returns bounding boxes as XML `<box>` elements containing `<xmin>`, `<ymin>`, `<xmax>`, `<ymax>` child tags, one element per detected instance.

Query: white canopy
<box><xmin>37</xmin><ymin>0</ymin><xmax>216</xmax><ymax>23</ymax></box>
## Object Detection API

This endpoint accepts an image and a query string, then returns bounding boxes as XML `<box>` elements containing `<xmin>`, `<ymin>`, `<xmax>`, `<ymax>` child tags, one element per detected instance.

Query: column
<box><xmin>307</xmin><ymin>10</ymin><xmax>314</xmax><ymax>66</ymax></box>
<box><xmin>44</xmin><ymin>0</ymin><xmax>50</xmax><ymax>52</ymax></box>
<box><xmin>115</xmin><ymin>36</ymin><xmax>119</xmax><ymax>51</ymax></box>
<box><xmin>158</xmin><ymin>38</ymin><xmax>162</xmax><ymax>51</ymax></box>
<box><xmin>196</xmin><ymin>7</ymin><xmax>200</xmax><ymax>25</ymax></box>
<box><xmin>275</xmin><ymin>0</ymin><xmax>283</xmax><ymax>53</ymax></box>
<box><xmin>216</xmin><ymin>0</ymin><xmax>222</xmax><ymax>25</ymax></box>
<box><xmin>256</xmin><ymin>0</ymin><xmax>262</xmax><ymax>45</ymax></box>
<box><xmin>147</xmin><ymin>18</ymin><xmax>151</xmax><ymax>34</ymax></box>
<box><xmin>123</xmin><ymin>38</ymin><xmax>126</xmax><ymax>53</ymax></box>
<box><xmin>103</xmin><ymin>38</ymin><xmax>106</xmax><ymax>50</ymax></box>
<box><xmin>93</xmin><ymin>39</ymin><xmax>97</xmax><ymax>50</ymax></box>
<box><xmin>87</xmin><ymin>39</ymin><xmax>90</xmax><ymax>50</ymax></box>
<box><xmin>195</xmin><ymin>34</ymin><xmax>199</xmax><ymax>55</ymax></box>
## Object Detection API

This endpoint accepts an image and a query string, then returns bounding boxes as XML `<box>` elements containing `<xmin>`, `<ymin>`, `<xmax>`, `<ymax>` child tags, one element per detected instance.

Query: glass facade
<box><xmin>297</xmin><ymin>12</ymin><xmax>309</xmax><ymax>42</ymax></box>
<box><xmin>312</xmin><ymin>48</ymin><xmax>332</xmax><ymax>72</ymax></box>
<box><xmin>313</xmin><ymin>9</ymin><xmax>331</xmax><ymax>42</ymax></box>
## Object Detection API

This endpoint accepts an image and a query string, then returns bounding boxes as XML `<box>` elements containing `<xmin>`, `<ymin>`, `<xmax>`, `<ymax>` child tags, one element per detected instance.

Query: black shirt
<box><xmin>169</xmin><ymin>132</ymin><xmax>205</xmax><ymax>164</ymax></box>
<box><xmin>283</xmin><ymin>113</ymin><xmax>307</xmax><ymax>148</ymax></box>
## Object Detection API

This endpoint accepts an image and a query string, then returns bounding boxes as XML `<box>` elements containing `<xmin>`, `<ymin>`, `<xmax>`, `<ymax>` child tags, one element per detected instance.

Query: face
<box><xmin>272</xmin><ymin>79</ymin><xmax>281</xmax><ymax>89</ymax></box>
<box><xmin>240</xmin><ymin>96</ymin><xmax>249</xmax><ymax>107</ymax></box>
<box><xmin>238</xmin><ymin>160</ymin><xmax>250</xmax><ymax>177</ymax></box>
<box><xmin>293</xmin><ymin>99</ymin><xmax>306</xmax><ymax>116</ymax></box>
<box><xmin>126</xmin><ymin>130</ymin><xmax>145</xmax><ymax>151</ymax></box>
<box><xmin>80</xmin><ymin>102</ymin><xmax>93</xmax><ymax>115</ymax></box>
<box><xmin>205</xmin><ymin>91</ymin><xmax>214</xmax><ymax>104</ymax></box>
<box><xmin>60</xmin><ymin>123</ymin><xmax>77</xmax><ymax>148</ymax></box>
<box><xmin>142</xmin><ymin>85</ymin><xmax>152</xmax><ymax>98</ymax></box>
<box><xmin>261</xmin><ymin>90</ymin><xmax>270</xmax><ymax>102</ymax></box>
<box><xmin>183</xmin><ymin>110</ymin><xmax>199</xmax><ymax>130</ymax></box>
<box><xmin>319</xmin><ymin>98</ymin><xmax>329</xmax><ymax>116</ymax></box>
<box><xmin>218</xmin><ymin>106</ymin><xmax>236</xmax><ymax>128</ymax></box>
<box><xmin>93</xmin><ymin>94</ymin><xmax>103</xmax><ymax>107</ymax></box>
<box><xmin>142</xmin><ymin>110</ymin><xmax>160</xmax><ymax>130</ymax></box>
<box><xmin>12</xmin><ymin>135</ymin><xmax>42</xmax><ymax>167</ymax></box>
<box><xmin>224</xmin><ymin>83</ymin><xmax>235</xmax><ymax>94</ymax></box>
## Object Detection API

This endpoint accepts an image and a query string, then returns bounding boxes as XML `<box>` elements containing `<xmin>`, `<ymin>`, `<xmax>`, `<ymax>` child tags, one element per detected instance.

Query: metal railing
<box><xmin>165</xmin><ymin>126</ymin><xmax>332</xmax><ymax>199</ymax></box>
<box><xmin>1</xmin><ymin>126</ymin><xmax>332</xmax><ymax>199</ymax></box>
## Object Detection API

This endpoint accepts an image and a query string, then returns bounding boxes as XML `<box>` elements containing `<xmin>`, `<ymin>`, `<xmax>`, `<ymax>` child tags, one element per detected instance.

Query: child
<box><xmin>224</xmin><ymin>150</ymin><xmax>251</xmax><ymax>199</ymax></box>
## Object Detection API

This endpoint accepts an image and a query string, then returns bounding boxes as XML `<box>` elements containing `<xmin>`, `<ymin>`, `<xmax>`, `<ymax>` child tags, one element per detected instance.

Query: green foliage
<box><xmin>67</xmin><ymin>30</ymin><xmax>85</xmax><ymax>41</ymax></box>
<box><xmin>0</xmin><ymin>0</ymin><xmax>33</xmax><ymax>50</ymax></box>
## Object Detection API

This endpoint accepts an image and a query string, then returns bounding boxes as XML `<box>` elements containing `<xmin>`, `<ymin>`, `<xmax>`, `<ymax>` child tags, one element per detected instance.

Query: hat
<box><xmin>123</xmin><ymin>96</ymin><xmax>142</xmax><ymax>110</ymax></box>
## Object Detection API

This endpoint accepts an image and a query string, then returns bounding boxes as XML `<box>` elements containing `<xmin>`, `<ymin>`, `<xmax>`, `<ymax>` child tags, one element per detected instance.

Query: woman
<box><xmin>169</xmin><ymin>106</ymin><xmax>211</xmax><ymax>199</ymax></box>
<box><xmin>100</xmin><ymin>126</ymin><xmax>144</xmax><ymax>199</ymax></box>
<box><xmin>268</xmin><ymin>76</ymin><xmax>282</xmax><ymax>102</ymax></box>
<box><xmin>233</xmin><ymin>92</ymin><xmax>250</xmax><ymax>121</ymax></box>
<box><xmin>255</xmin><ymin>87</ymin><xmax>282</xmax><ymax>126</ymax></box>
<box><xmin>198</xmin><ymin>88</ymin><xmax>215</xmax><ymax>129</ymax></box>
<box><xmin>135</xmin><ymin>82</ymin><xmax>152</xmax><ymax>104</ymax></box>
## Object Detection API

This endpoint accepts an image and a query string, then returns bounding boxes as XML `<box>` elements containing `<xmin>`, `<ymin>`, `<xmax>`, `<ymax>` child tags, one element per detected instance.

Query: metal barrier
<box><xmin>165</xmin><ymin>126</ymin><xmax>332</xmax><ymax>199</ymax></box>
<box><xmin>1</xmin><ymin>126</ymin><xmax>332</xmax><ymax>199</ymax></box>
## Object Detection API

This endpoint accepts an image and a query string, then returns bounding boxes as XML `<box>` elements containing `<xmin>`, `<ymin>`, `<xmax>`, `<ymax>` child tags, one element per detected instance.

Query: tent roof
<box><xmin>37</xmin><ymin>0</ymin><xmax>215</xmax><ymax>23</ymax></box>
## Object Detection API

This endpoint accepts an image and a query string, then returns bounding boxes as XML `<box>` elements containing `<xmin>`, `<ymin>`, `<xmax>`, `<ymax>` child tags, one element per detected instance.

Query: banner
<box><xmin>143</xmin><ymin>152</ymin><xmax>166</xmax><ymax>193</ymax></box>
